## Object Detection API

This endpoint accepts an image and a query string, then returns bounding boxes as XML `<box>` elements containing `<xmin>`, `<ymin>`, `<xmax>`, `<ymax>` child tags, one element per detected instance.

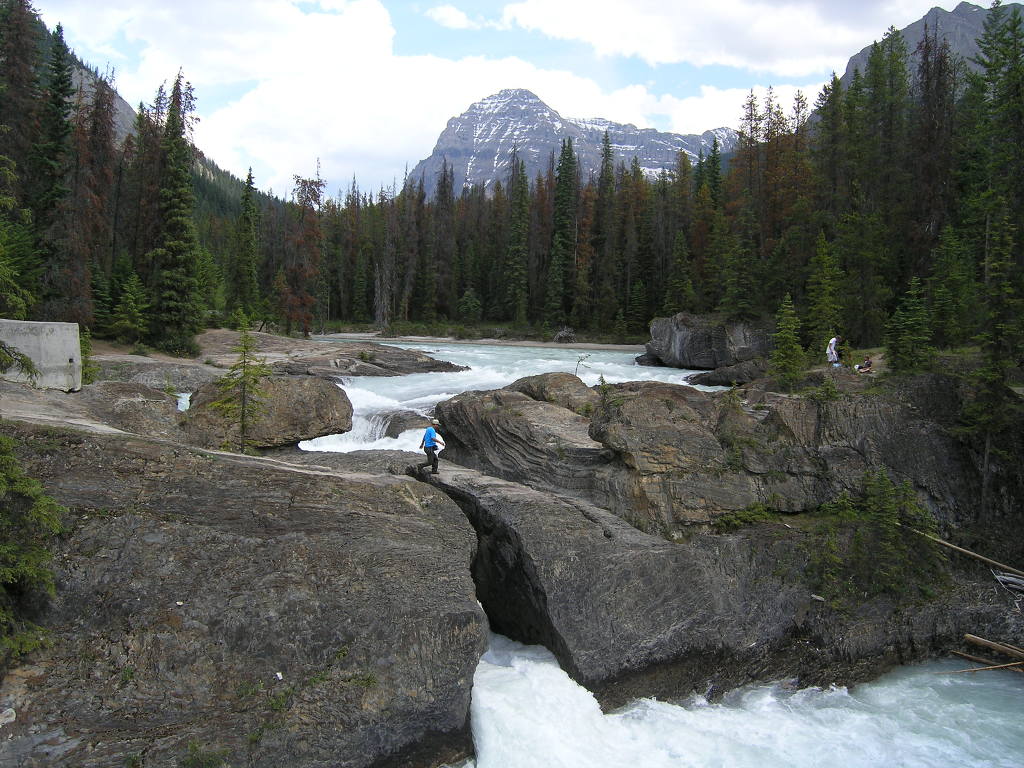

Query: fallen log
<box><xmin>943</xmin><ymin>660</ymin><xmax>1024</xmax><ymax>674</ymax></box>
<box><xmin>903</xmin><ymin>527</ymin><xmax>1024</xmax><ymax>579</ymax></box>
<box><xmin>952</xmin><ymin>650</ymin><xmax>1024</xmax><ymax>674</ymax></box>
<box><xmin>965</xmin><ymin>634</ymin><xmax>1024</xmax><ymax>661</ymax></box>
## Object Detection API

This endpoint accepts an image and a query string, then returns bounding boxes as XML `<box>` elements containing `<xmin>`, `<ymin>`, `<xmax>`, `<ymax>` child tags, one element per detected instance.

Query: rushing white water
<box><xmin>299</xmin><ymin>340</ymin><xmax>1022</xmax><ymax>766</ymax></box>
<box><xmin>299</xmin><ymin>341</ymin><xmax>709</xmax><ymax>453</ymax></box>
<box><xmin>461</xmin><ymin>634</ymin><xmax>1024</xmax><ymax>768</ymax></box>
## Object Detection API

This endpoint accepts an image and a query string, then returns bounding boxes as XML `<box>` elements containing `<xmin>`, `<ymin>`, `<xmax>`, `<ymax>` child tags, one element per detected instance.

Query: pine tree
<box><xmin>769</xmin><ymin>293</ymin><xmax>805</xmax><ymax>391</ymax></box>
<box><xmin>457</xmin><ymin>286</ymin><xmax>482</xmax><ymax>323</ymax></box>
<box><xmin>0</xmin><ymin>433</ymin><xmax>63</xmax><ymax>666</ymax></box>
<box><xmin>283</xmin><ymin>169</ymin><xmax>326</xmax><ymax>337</ymax></box>
<box><xmin>109</xmin><ymin>272</ymin><xmax>148</xmax><ymax>345</ymax></box>
<box><xmin>885</xmin><ymin>276</ymin><xmax>934</xmax><ymax>372</ymax></box>
<box><xmin>662</xmin><ymin>232</ymin><xmax>696</xmax><ymax>315</ymax></box>
<box><xmin>927</xmin><ymin>227</ymin><xmax>978</xmax><ymax>347</ymax></box>
<box><xmin>505</xmin><ymin>151</ymin><xmax>529</xmax><ymax>325</ymax></box>
<box><xmin>961</xmin><ymin>203</ymin><xmax>1023</xmax><ymax>514</ymax></box>
<box><xmin>147</xmin><ymin>72</ymin><xmax>202</xmax><ymax>356</ymax></box>
<box><xmin>805</xmin><ymin>232</ymin><xmax>843</xmax><ymax>352</ymax></box>
<box><xmin>226</xmin><ymin>168</ymin><xmax>261</xmax><ymax>318</ymax></box>
<box><xmin>0</xmin><ymin>0</ymin><xmax>42</xmax><ymax>204</ymax></box>
<box><xmin>627</xmin><ymin>279</ymin><xmax>647</xmax><ymax>333</ymax></box>
<box><xmin>210</xmin><ymin>323</ymin><xmax>271</xmax><ymax>454</ymax></box>
<box><xmin>31</xmin><ymin>24</ymin><xmax>80</xmax><ymax>322</ymax></box>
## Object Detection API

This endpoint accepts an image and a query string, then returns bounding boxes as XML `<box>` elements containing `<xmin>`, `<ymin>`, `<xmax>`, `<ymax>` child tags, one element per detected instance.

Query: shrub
<box><xmin>0</xmin><ymin>435</ymin><xmax>64</xmax><ymax>668</ymax></box>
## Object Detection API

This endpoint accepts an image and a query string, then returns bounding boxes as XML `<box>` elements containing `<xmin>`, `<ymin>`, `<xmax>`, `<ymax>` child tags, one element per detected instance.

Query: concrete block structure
<box><xmin>0</xmin><ymin>319</ymin><xmax>82</xmax><ymax>392</ymax></box>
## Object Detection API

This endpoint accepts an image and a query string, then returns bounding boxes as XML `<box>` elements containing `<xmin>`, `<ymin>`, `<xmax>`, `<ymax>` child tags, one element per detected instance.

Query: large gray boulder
<box><xmin>506</xmin><ymin>372</ymin><xmax>600</xmax><ymax>415</ymax></box>
<box><xmin>411</xmin><ymin>464</ymin><xmax>1021</xmax><ymax>704</ymax></box>
<box><xmin>645</xmin><ymin>312</ymin><xmax>771</xmax><ymax>369</ymax></box>
<box><xmin>183</xmin><ymin>375</ymin><xmax>353</xmax><ymax>449</ymax></box>
<box><xmin>3</xmin><ymin>421</ymin><xmax>487</xmax><ymax>768</ymax></box>
<box><xmin>93</xmin><ymin>355</ymin><xmax>223</xmax><ymax>391</ymax></box>
<box><xmin>437</xmin><ymin>376</ymin><xmax>990</xmax><ymax>537</ymax></box>
<box><xmin>76</xmin><ymin>381</ymin><xmax>182</xmax><ymax>438</ymax></box>
<box><xmin>197</xmin><ymin>329</ymin><xmax>466</xmax><ymax>378</ymax></box>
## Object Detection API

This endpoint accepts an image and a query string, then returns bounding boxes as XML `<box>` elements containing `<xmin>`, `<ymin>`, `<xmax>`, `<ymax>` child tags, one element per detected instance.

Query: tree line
<box><xmin>1</xmin><ymin>0</ymin><xmax>1022</xmax><ymax>367</ymax></box>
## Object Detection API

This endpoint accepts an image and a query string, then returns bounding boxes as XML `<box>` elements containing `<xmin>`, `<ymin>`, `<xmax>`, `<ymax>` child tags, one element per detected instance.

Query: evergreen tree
<box><xmin>662</xmin><ymin>232</ymin><xmax>696</xmax><ymax>315</ymax></box>
<box><xmin>109</xmin><ymin>272</ymin><xmax>148</xmax><ymax>344</ymax></box>
<box><xmin>0</xmin><ymin>433</ymin><xmax>63</xmax><ymax>667</ymax></box>
<box><xmin>505</xmin><ymin>152</ymin><xmax>529</xmax><ymax>325</ymax></box>
<box><xmin>283</xmin><ymin>169</ymin><xmax>326</xmax><ymax>336</ymax></box>
<box><xmin>961</xmin><ymin>203</ymin><xmax>1023</xmax><ymax>514</ymax></box>
<box><xmin>0</xmin><ymin>0</ymin><xmax>41</xmax><ymax>203</ymax></box>
<box><xmin>457</xmin><ymin>286</ymin><xmax>482</xmax><ymax>323</ymax></box>
<box><xmin>210</xmin><ymin>324</ymin><xmax>272</xmax><ymax>454</ymax></box>
<box><xmin>884</xmin><ymin>276</ymin><xmax>935</xmax><ymax>372</ymax></box>
<box><xmin>146</xmin><ymin>72</ymin><xmax>202</xmax><ymax>356</ymax></box>
<box><xmin>545</xmin><ymin>138</ymin><xmax>578</xmax><ymax>325</ymax></box>
<box><xmin>226</xmin><ymin>168</ymin><xmax>261</xmax><ymax>318</ymax></box>
<box><xmin>769</xmin><ymin>293</ymin><xmax>804</xmax><ymax>391</ymax></box>
<box><xmin>805</xmin><ymin>232</ymin><xmax>843</xmax><ymax>352</ymax></box>
<box><xmin>627</xmin><ymin>279</ymin><xmax>647</xmax><ymax>333</ymax></box>
<box><xmin>31</xmin><ymin>24</ymin><xmax>80</xmax><ymax>322</ymax></box>
<box><xmin>927</xmin><ymin>227</ymin><xmax>978</xmax><ymax>347</ymax></box>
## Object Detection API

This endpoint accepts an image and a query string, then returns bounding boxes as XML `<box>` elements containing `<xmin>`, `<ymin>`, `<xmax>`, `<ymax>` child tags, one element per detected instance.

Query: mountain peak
<box><xmin>412</xmin><ymin>91</ymin><xmax>737</xmax><ymax>197</ymax></box>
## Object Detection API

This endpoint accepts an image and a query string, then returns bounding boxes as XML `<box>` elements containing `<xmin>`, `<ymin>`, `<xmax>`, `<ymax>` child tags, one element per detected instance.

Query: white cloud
<box><xmin>426</xmin><ymin>4</ymin><xmax>481</xmax><ymax>30</ymax></box>
<box><xmin>500</xmin><ymin>0</ymin><xmax>945</xmax><ymax>76</ymax></box>
<box><xmin>34</xmin><ymin>0</ymin><xmax>940</xmax><ymax>197</ymax></box>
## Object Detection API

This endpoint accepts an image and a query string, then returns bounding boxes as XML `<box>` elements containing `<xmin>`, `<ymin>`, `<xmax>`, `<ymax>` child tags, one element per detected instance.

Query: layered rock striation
<box><xmin>643</xmin><ymin>312</ymin><xmax>772</xmax><ymax>371</ymax></box>
<box><xmin>412</xmin><ymin>464</ymin><xmax>1020</xmax><ymax>705</ymax></box>
<box><xmin>1</xmin><ymin>422</ymin><xmax>487</xmax><ymax>768</ymax></box>
<box><xmin>437</xmin><ymin>372</ymin><xmax>985</xmax><ymax>536</ymax></box>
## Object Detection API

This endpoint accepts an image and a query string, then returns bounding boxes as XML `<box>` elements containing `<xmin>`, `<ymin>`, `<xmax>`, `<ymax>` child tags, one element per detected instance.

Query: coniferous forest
<box><xmin>1</xmin><ymin>0</ymin><xmax>1022</xmax><ymax>371</ymax></box>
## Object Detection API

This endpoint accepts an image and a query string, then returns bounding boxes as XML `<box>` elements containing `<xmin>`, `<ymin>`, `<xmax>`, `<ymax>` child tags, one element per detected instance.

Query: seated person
<box><xmin>854</xmin><ymin>356</ymin><xmax>873</xmax><ymax>373</ymax></box>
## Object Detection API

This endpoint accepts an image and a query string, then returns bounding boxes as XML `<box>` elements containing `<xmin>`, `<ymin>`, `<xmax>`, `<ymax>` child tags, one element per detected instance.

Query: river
<box><xmin>300</xmin><ymin>339</ymin><xmax>1023</xmax><ymax>768</ymax></box>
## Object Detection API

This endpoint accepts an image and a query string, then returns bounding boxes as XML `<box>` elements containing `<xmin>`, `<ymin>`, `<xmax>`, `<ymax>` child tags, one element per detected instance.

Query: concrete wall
<box><xmin>0</xmin><ymin>319</ymin><xmax>82</xmax><ymax>392</ymax></box>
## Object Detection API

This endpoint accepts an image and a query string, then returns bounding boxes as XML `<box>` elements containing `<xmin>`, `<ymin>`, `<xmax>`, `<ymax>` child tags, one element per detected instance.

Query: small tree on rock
<box><xmin>210</xmin><ymin>324</ymin><xmax>271</xmax><ymax>454</ymax></box>
<box><xmin>769</xmin><ymin>293</ymin><xmax>805</xmax><ymax>391</ymax></box>
<box><xmin>885</xmin><ymin>276</ymin><xmax>934</xmax><ymax>373</ymax></box>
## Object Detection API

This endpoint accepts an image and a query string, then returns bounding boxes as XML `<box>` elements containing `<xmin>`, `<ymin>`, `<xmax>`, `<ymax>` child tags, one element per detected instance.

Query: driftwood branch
<box><xmin>964</xmin><ymin>634</ymin><xmax>1024</xmax><ymax>661</ymax></box>
<box><xmin>951</xmin><ymin>650</ymin><xmax>1024</xmax><ymax>673</ymax></box>
<box><xmin>943</xmin><ymin>660</ymin><xmax>1024</xmax><ymax>674</ymax></box>
<box><xmin>903</xmin><ymin>527</ymin><xmax>1024</xmax><ymax>579</ymax></box>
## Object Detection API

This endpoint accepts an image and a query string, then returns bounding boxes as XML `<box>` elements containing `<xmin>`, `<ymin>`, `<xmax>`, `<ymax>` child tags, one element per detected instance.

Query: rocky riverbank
<box><xmin>1</xmin><ymin>331</ymin><xmax>1022</xmax><ymax>767</ymax></box>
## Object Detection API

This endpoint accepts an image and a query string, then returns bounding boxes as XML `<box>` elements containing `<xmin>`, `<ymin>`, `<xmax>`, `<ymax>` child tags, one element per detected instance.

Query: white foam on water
<box><xmin>460</xmin><ymin>634</ymin><xmax>1024</xmax><ymax>768</ymax></box>
<box><xmin>300</xmin><ymin>341</ymin><xmax>713</xmax><ymax>454</ymax></box>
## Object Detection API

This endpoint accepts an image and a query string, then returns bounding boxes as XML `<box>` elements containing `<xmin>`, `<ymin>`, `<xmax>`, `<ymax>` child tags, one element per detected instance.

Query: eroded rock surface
<box><xmin>645</xmin><ymin>312</ymin><xmax>770</xmax><ymax>369</ymax></box>
<box><xmin>410</xmin><ymin>464</ymin><xmax>1021</xmax><ymax>705</ymax></box>
<box><xmin>437</xmin><ymin>373</ymin><xmax>985</xmax><ymax>536</ymax></box>
<box><xmin>182</xmin><ymin>375</ymin><xmax>354</xmax><ymax>449</ymax></box>
<box><xmin>1</xmin><ymin>422</ymin><xmax>487</xmax><ymax>768</ymax></box>
<box><xmin>198</xmin><ymin>330</ymin><xmax>466</xmax><ymax>378</ymax></box>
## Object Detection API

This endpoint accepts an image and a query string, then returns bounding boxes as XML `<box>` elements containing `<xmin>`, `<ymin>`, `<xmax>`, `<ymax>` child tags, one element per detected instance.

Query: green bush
<box><xmin>0</xmin><ymin>435</ymin><xmax>64</xmax><ymax>668</ymax></box>
<box><xmin>807</xmin><ymin>472</ymin><xmax>947</xmax><ymax>605</ymax></box>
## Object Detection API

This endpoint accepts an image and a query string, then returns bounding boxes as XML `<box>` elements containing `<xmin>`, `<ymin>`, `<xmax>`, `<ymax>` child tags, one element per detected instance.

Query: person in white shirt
<box><xmin>827</xmin><ymin>335</ymin><xmax>842</xmax><ymax>367</ymax></box>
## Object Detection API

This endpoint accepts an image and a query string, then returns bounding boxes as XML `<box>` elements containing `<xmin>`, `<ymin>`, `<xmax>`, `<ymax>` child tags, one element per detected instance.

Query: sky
<box><xmin>36</xmin><ymin>0</ymin><xmax>970</xmax><ymax>197</ymax></box>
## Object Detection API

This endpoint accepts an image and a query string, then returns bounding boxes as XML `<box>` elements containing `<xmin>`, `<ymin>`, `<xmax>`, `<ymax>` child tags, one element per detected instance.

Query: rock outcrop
<box><xmin>411</xmin><ymin>464</ymin><xmax>1022</xmax><ymax>705</ymax></box>
<box><xmin>182</xmin><ymin>375</ymin><xmax>354</xmax><ymax>449</ymax></box>
<box><xmin>76</xmin><ymin>381</ymin><xmax>182</xmax><ymax>438</ymax></box>
<box><xmin>198</xmin><ymin>330</ymin><xmax>466</xmax><ymax>378</ymax></box>
<box><xmin>1</xmin><ymin>422</ymin><xmax>487</xmax><ymax>768</ymax></box>
<box><xmin>436</xmin><ymin>372</ymin><xmax>986</xmax><ymax>536</ymax></box>
<box><xmin>686</xmin><ymin>357</ymin><xmax>768</xmax><ymax>386</ymax></box>
<box><xmin>644</xmin><ymin>312</ymin><xmax>771</xmax><ymax>370</ymax></box>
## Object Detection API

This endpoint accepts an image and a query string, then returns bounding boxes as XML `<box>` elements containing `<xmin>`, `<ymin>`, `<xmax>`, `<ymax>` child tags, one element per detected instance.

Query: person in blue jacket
<box><xmin>418</xmin><ymin>419</ymin><xmax>444</xmax><ymax>474</ymax></box>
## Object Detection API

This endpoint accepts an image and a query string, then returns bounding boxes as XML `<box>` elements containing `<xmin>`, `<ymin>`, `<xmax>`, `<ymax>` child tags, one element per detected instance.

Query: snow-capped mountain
<box><xmin>410</xmin><ymin>89</ymin><xmax>738</xmax><ymax>197</ymax></box>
